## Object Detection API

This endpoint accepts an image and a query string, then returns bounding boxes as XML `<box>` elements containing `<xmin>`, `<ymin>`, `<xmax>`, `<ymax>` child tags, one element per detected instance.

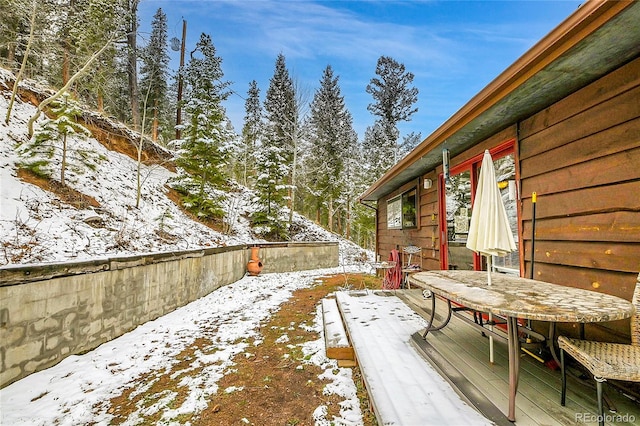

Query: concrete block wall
<box><xmin>0</xmin><ymin>242</ymin><xmax>339</xmax><ymax>388</ymax></box>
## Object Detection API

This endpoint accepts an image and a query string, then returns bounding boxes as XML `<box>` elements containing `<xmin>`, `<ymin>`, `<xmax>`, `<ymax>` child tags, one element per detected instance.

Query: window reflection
<box><xmin>445</xmin><ymin>171</ymin><xmax>474</xmax><ymax>270</ymax></box>
<box><xmin>443</xmin><ymin>151</ymin><xmax>519</xmax><ymax>274</ymax></box>
<box><xmin>492</xmin><ymin>154</ymin><xmax>519</xmax><ymax>274</ymax></box>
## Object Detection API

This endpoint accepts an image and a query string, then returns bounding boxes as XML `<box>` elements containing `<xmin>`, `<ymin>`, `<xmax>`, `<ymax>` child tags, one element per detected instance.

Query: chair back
<box><xmin>632</xmin><ymin>273</ymin><xmax>640</xmax><ymax>346</ymax></box>
<box><xmin>402</xmin><ymin>245</ymin><xmax>423</xmax><ymax>269</ymax></box>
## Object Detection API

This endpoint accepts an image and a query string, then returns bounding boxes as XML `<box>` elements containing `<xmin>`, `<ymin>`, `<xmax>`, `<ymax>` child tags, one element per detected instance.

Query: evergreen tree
<box><xmin>307</xmin><ymin>65</ymin><xmax>357</xmax><ymax>233</ymax></box>
<box><xmin>252</xmin><ymin>54</ymin><xmax>297</xmax><ymax>240</ymax></box>
<box><xmin>366</xmin><ymin>56</ymin><xmax>418</xmax><ymax>163</ymax></box>
<box><xmin>170</xmin><ymin>33</ymin><xmax>232</xmax><ymax>221</ymax></box>
<box><xmin>361</xmin><ymin>120</ymin><xmax>395</xmax><ymax>179</ymax></box>
<box><xmin>18</xmin><ymin>92</ymin><xmax>103</xmax><ymax>187</ymax></box>
<box><xmin>0</xmin><ymin>0</ymin><xmax>28</xmax><ymax>70</ymax></box>
<box><xmin>399</xmin><ymin>131</ymin><xmax>422</xmax><ymax>159</ymax></box>
<box><xmin>124</xmin><ymin>0</ymin><xmax>141</xmax><ymax>131</ymax></box>
<box><xmin>140</xmin><ymin>8</ymin><xmax>170</xmax><ymax>143</ymax></box>
<box><xmin>69</xmin><ymin>0</ymin><xmax>124</xmax><ymax>112</ymax></box>
<box><xmin>1</xmin><ymin>0</ymin><xmax>57</xmax><ymax>86</ymax></box>
<box><xmin>238</xmin><ymin>80</ymin><xmax>262</xmax><ymax>188</ymax></box>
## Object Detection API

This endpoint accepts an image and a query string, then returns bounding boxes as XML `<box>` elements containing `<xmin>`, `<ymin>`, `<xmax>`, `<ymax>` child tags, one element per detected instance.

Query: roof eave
<box><xmin>359</xmin><ymin>0</ymin><xmax>638</xmax><ymax>202</ymax></box>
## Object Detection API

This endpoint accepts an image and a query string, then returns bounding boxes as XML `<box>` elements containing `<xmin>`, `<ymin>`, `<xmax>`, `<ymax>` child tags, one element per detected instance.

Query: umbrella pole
<box><xmin>487</xmin><ymin>255</ymin><xmax>494</xmax><ymax>364</ymax></box>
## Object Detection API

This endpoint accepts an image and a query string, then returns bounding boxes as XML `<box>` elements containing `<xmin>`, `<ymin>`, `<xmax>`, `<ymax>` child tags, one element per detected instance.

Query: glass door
<box><xmin>491</xmin><ymin>152</ymin><xmax>519</xmax><ymax>274</ymax></box>
<box><xmin>440</xmin><ymin>142</ymin><xmax>520</xmax><ymax>274</ymax></box>
<box><xmin>444</xmin><ymin>170</ymin><xmax>474</xmax><ymax>270</ymax></box>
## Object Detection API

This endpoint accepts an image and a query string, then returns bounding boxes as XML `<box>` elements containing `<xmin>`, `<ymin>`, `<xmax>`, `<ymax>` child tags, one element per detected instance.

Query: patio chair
<box><xmin>401</xmin><ymin>245</ymin><xmax>423</xmax><ymax>289</ymax></box>
<box><xmin>558</xmin><ymin>273</ymin><xmax>640</xmax><ymax>426</ymax></box>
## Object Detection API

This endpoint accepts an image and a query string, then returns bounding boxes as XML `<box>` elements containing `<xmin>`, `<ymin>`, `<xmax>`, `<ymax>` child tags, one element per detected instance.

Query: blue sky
<box><xmin>137</xmin><ymin>0</ymin><xmax>583</xmax><ymax>141</ymax></box>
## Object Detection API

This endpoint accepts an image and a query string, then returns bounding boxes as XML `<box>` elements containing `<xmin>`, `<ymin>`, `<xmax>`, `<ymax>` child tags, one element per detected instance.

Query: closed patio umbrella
<box><xmin>466</xmin><ymin>150</ymin><xmax>516</xmax><ymax>363</ymax></box>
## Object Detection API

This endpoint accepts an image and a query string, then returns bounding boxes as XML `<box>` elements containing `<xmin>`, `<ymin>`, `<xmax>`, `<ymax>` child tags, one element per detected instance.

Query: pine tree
<box><xmin>366</xmin><ymin>56</ymin><xmax>419</xmax><ymax>163</ymax></box>
<box><xmin>252</xmin><ymin>54</ymin><xmax>297</xmax><ymax>240</ymax></box>
<box><xmin>140</xmin><ymin>8</ymin><xmax>170</xmax><ymax>143</ymax></box>
<box><xmin>69</xmin><ymin>0</ymin><xmax>124</xmax><ymax>112</ymax></box>
<box><xmin>170</xmin><ymin>33</ymin><xmax>233</xmax><ymax>221</ymax></box>
<box><xmin>239</xmin><ymin>80</ymin><xmax>262</xmax><ymax>188</ymax></box>
<box><xmin>307</xmin><ymin>65</ymin><xmax>357</xmax><ymax>233</ymax></box>
<box><xmin>399</xmin><ymin>131</ymin><xmax>422</xmax><ymax>159</ymax></box>
<box><xmin>124</xmin><ymin>0</ymin><xmax>140</xmax><ymax>131</ymax></box>
<box><xmin>361</xmin><ymin>120</ymin><xmax>395</xmax><ymax>179</ymax></box>
<box><xmin>19</xmin><ymin>92</ymin><xmax>103</xmax><ymax>187</ymax></box>
<box><xmin>0</xmin><ymin>0</ymin><xmax>49</xmax><ymax>73</ymax></box>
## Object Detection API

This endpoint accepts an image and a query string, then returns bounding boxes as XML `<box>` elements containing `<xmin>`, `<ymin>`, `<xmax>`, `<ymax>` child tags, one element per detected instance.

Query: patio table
<box><xmin>408</xmin><ymin>270</ymin><xmax>635</xmax><ymax>422</ymax></box>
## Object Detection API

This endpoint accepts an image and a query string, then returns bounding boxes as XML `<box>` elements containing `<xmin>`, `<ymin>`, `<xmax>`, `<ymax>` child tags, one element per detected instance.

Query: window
<box><xmin>387</xmin><ymin>196</ymin><xmax>402</xmax><ymax>229</ymax></box>
<box><xmin>387</xmin><ymin>188</ymin><xmax>418</xmax><ymax>230</ymax></box>
<box><xmin>439</xmin><ymin>140</ymin><xmax>520</xmax><ymax>274</ymax></box>
<box><xmin>402</xmin><ymin>188</ymin><xmax>417</xmax><ymax>228</ymax></box>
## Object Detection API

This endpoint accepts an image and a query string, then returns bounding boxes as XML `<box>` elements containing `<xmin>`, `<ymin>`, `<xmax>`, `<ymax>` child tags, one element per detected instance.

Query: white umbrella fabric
<box><xmin>466</xmin><ymin>150</ymin><xmax>516</xmax><ymax>363</ymax></box>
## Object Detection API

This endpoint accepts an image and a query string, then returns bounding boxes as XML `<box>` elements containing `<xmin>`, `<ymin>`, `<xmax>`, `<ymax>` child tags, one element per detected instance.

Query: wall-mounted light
<box><xmin>423</xmin><ymin>178</ymin><xmax>433</xmax><ymax>189</ymax></box>
<box><xmin>442</xmin><ymin>149</ymin><xmax>450</xmax><ymax>182</ymax></box>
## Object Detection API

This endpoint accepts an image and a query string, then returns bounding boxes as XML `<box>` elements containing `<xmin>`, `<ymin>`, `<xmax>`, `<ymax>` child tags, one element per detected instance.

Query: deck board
<box><xmin>334</xmin><ymin>290</ymin><xmax>495</xmax><ymax>426</ymax></box>
<box><xmin>395</xmin><ymin>289</ymin><xmax>640</xmax><ymax>425</ymax></box>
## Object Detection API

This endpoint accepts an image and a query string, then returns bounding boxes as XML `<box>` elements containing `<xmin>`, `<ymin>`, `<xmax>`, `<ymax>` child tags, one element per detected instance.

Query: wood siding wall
<box><xmin>375</xmin><ymin>56</ymin><xmax>639</xmax><ymax>341</ymax></box>
<box><xmin>376</xmin><ymin>126</ymin><xmax>517</xmax><ymax>271</ymax></box>
<box><xmin>519</xmin><ymin>57</ymin><xmax>640</xmax><ymax>289</ymax></box>
<box><xmin>518</xmin><ymin>56</ymin><xmax>640</xmax><ymax>339</ymax></box>
<box><xmin>376</xmin><ymin>175</ymin><xmax>440</xmax><ymax>270</ymax></box>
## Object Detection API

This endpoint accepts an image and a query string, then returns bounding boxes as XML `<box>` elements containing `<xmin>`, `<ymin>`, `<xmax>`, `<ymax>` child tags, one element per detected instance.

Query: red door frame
<box><xmin>439</xmin><ymin>140</ymin><xmax>517</xmax><ymax>270</ymax></box>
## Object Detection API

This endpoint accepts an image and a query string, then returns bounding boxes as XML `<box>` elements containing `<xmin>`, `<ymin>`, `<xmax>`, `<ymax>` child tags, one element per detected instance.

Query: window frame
<box><xmin>387</xmin><ymin>187</ymin><xmax>418</xmax><ymax>230</ymax></box>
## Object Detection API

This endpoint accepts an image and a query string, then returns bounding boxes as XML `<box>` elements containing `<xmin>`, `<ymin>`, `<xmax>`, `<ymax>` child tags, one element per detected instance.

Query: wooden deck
<box><xmin>334</xmin><ymin>290</ymin><xmax>493</xmax><ymax>425</ymax></box>
<box><xmin>395</xmin><ymin>289</ymin><xmax>640</xmax><ymax>426</ymax></box>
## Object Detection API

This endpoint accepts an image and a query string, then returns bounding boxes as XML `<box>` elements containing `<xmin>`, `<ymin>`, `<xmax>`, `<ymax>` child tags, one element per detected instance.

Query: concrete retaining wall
<box><xmin>0</xmin><ymin>242</ymin><xmax>339</xmax><ymax>388</ymax></box>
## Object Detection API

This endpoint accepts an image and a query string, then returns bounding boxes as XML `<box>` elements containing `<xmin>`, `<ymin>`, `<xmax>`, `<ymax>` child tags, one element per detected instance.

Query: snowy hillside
<box><xmin>0</xmin><ymin>68</ymin><xmax>370</xmax><ymax>267</ymax></box>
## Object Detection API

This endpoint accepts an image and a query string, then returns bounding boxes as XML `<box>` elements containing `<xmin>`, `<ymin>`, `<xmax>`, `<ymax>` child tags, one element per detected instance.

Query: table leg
<box><xmin>548</xmin><ymin>322</ymin><xmax>561</xmax><ymax>366</ymax></box>
<box><xmin>422</xmin><ymin>297</ymin><xmax>453</xmax><ymax>339</ymax></box>
<box><xmin>507</xmin><ymin>316</ymin><xmax>520</xmax><ymax>422</ymax></box>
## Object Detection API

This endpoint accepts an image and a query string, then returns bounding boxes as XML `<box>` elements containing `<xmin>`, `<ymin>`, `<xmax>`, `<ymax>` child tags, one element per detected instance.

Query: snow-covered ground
<box><xmin>1</xmin><ymin>69</ymin><xmax>491</xmax><ymax>425</ymax></box>
<box><xmin>0</xmin><ymin>68</ymin><xmax>368</xmax><ymax>267</ymax></box>
<box><xmin>0</xmin><ymin>267</ymin><xmax>369</xmax><ymax>425</ymax></box>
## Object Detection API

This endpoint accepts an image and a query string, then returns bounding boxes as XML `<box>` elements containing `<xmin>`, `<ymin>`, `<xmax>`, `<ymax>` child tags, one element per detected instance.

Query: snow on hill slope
<box><xmin>0</xmin><ymin>69</ymin><xmax>370</xmax><ymax>267</ymax></box>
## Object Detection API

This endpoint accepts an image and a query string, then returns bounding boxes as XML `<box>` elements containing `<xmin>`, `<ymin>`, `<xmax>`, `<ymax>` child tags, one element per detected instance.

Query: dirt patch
<box><xmin>105</xmin><ymin>273</ymin><xmax>381</xmax><ymax>426</ymax></box>
<box><xmin>10</xmin><ymin>81</ymin><xmax>174</xmax><ymax>170</ymax></box>
<box><xmin>83</xmin><ymin>119</ymin><xmax>175</xmax><ymax>171</ymax></box>
<box><xmin>17</xmin><ymin>168</ymin><xmax>100</xmax><ymax>209</ymax></box>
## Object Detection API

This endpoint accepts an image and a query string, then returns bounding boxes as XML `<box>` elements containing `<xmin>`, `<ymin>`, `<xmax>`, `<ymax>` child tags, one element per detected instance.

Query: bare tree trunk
<box><xmin>5</xmin><ymin>0</ymin><xmax>37</xmax><ymax>125</ymax></box>
<box><xmin>97</xmin><ymin>90</ymin><xmax>104</xmax><ymax>112</ymax></box>
<box><xmin>152</xmin><ymin>98</ymin><xmax>158</xmax><ymax>142</ymax></box>
<box><xmin>28</xmin><ymin>37</ymin><xmax>115</xmax><ymax>136</ymax></box>
<box><xmin>7</xmin><ymin>42</ymin><xmax>16</xmax><ymax>68</ymax></box>
<box><xmin>127</xmin><ymin>0</ymin><xmax>140</xmax><ymax>131</ymax></box>
<box><xmin>328</xmin><ymin>195</ymin><xmax>334</xmax><ymax>232</ymax></box>
<box><xmin>62</xmin><ymin>49</ymin><xmax>70</xmax><ymax>84</ymax></box>
<box><xmin>135</xmin><ymin>76</ymin><xmax>153</xmax><ymax>208</ymax></box>
<box><xmin>346</xmin><ymin>195</ymin><xmax>352</xmax><ymax>239</ymax></box>
<box><xmin>175</xmin><ymin>20</ymin><xmax>186</xmax><ymax>140</ymax></box>
<box><xmin>61</xmin><ymin>133</ymin><xmax>67</xmax><ymax>186</ymax></box>
<box><xmin>288</xmin><ymin>139</ymin><xmax>297</xmax><ymax>230</ymax></box>
<box><xmin>62</xmin><ymin>0</ymin><xmax>76</xmax><ymax>85</ymax></box>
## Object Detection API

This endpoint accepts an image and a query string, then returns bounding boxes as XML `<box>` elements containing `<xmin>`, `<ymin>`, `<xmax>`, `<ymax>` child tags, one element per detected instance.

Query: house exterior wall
<box><xmin>376</xmin><ymin>177</ymin><xmax>440</xmax><ymax>269</ymax></box>
<box><xmin>376</xmin><ymin>126</ymin><xmax>517</xmax><ymax>271</ymax></box>
<box><xmin>517</xmin><ymin>55</ymin><xmax>640</xmax><ymax>340</ymax></box>
<box><xmin>375</xmin><ymin>56</ymin><xmax>640</xmax><ymax>341</ymax></box>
